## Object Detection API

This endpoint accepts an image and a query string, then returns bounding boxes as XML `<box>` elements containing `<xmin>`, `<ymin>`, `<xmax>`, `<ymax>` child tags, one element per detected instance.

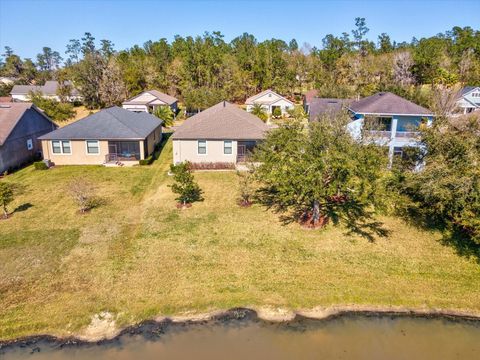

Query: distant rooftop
<box><xmin>349</xmin><ymin>92</ymin><xmax>433</xmax><ymax>116</ymax></box>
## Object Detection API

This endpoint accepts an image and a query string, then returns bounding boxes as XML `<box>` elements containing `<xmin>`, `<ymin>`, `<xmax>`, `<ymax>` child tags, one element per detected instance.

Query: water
<box><xmin>2</xmin><ymin>314</ymin><xmax>480</xmax><ymax>360</ymax></box>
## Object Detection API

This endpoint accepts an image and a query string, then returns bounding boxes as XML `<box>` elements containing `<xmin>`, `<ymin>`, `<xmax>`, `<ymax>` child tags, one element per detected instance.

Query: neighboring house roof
<box><xmin>172</xmin><ymin>101</ymin><xmax>271</xmax><ymax>140</ymax></box>
<box><xmin>309</xmin><ymin>98</ymin><xmax>353</xmax><ymax>120</ymax></box>
<box><xmin>123</xmin><ymin>90</ymin><xmax>178</xmax><ymax>106</ymax></box>
<box><xmin>0</xmin><ymin>102</ymin><xmax>56</xmax><ymax>146</ymax></box>
<box><xmin>348</xmin><ymin>92</ymin><xmax>434</xmax><ymax>116</ymax></box>
<box><xmin>245</xmin><ymin>89</ymin><xmax>293</xmax><ymax>105</ymax></box>
<box><xmin>303</xmin><ymin>89</ymin><xmax>319</xmax><ymax>104</ymax></box>
<box><xmin>459</xmin><ymin>86</ymin><xmax>479</xmax><ymax>97</ymax></box>
<box><xmin>10</xmin><ymin>81</ymin><xmax>80</xmax><ymax>96</ymax></box>
<box><xmin>39</xmin><ymin>107</ymin><xmax>162</xmax><ymax>141</ymax></box>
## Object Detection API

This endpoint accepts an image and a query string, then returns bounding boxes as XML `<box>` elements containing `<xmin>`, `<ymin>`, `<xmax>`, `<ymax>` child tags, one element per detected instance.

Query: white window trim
<box><xmin>51</xmin><ymin>140</ymin><xmax>72</xmax><ymax>155</ymax></box>
<box><xmin>85</xmin><ymin>140</ymin><xmax>100</xmax><ymax>155</ymax></box>
<box><xmin>223</xmin><ymin>140</ymin><xmax>233</xmax><ymax>155</ymax></box>
<box><xmin>197</xmin><ymin>140</ymin><xmax>208</xmax><ymax>155</ymax></box>
<box><xmin>26</xmin><ymin>138</ymin><xmax>33</xmax><ymax>150</ymax></box>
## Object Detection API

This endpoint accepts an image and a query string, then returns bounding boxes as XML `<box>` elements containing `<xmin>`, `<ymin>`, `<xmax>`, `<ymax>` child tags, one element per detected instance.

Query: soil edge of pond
<box><xmin>2</xmin><ymin>305</ymin><xmax>480</xmax><ymax>350</ymax></box>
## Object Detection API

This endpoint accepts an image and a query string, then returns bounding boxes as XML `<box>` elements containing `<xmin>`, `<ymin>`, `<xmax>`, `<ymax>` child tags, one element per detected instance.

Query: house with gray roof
<box><xmin>454</xmin><ymin>86</ymin><xmax>480</xmax><ymax>114</ymax></box>
<box><xmin>308</xmin><ymin>98</ymin><xmax>353</xmax><ymax>121</ymax></box>
<box><xmin>0</xmin><ymin>102</ymin><xmax>57</xmax><ymax>173</ymax></box>
<box><xmin>346</xmin><ymin>92</ymin><xmax>434</xmax><ymax>159</ymax></box>
<box><xmin>122</xmin><ymin>90</ymin><xmax>178</xmax><ymax>114</ymax></box>
<box><xmin>39</xmin><ymin>107</ymin><xmax>162</xmax><ymax>166</ymax></box>
<box><xmin>10</xmin><ymin>81</ymin><xmax>82</xmax><ymax>102</ymax></box>
<box><xmin>173</xmin><ymin>101</ymin><xmax>271</xmax><ymax>164</ymax></box>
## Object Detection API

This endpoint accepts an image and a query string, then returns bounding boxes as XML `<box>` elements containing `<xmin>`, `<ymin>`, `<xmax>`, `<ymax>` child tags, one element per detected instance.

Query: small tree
<box><xmin>169</xmin><ymin>162</ymin><xmax>203</xmax><ymax>206</ymax></box>
<box><xmin>249</xmin><ymin>103</ymin><xmax>268</xmax><ymax>122</ymax></box>
<box><xmin>68</xmin><ymin>178</ymin><xmax>96</xmax><ymax>213</ymax></box>
<box><xmin>272</xmin><ymin>106</ymin><xmax>282</xmax><ymax>119</ymax></box>
<box><xmin>237</xmin><ymin>170</ymin><xmax>254</xmax><ymax>207</ymax></box>
<box><xmin>154</xmin><ymin>105</ymin><xmax>175</xmax><ymax>127</ymax></box>
<box><xmin>0</xmin><ymin>181</ymin><xmax>14</xmax><ymax>219</ymax></box>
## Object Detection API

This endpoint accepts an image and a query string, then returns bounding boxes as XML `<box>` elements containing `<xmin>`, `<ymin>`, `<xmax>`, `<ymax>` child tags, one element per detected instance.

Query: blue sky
<box><xmin>1</xmin><ymin>0</ymin><xmax>479</xmax><ymax>59</ymax></box>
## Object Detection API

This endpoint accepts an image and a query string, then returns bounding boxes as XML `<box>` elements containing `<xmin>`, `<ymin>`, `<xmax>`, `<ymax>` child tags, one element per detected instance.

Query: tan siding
<box><xmin>173</xmin><ymin>139</ymin><xmax>237</xmax><ymax>164</ymax></box>
<box><xmin>42</xmin><ymin>140</ymin><xmax>109</xmax><ymax>165</ymax></box>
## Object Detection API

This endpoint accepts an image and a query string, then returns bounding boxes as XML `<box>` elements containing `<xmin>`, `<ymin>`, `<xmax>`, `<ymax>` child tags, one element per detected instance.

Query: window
<box><xmin>86</xmin><ymin>140</ymin><xmax>99</xmax><ymax>154</ymax></box>
<box><xmin>393</xmin><ymin>147</ymin><xmax>403</xmax><ymax>157</ymax></box>
<box><xmin>198</xmin><ymin>140</ymin><xmax>207</xmax><ymax>154</ymax></box>
<box><xmin>224</xmin><ymin>140</ymin><xmax>232</xmax><ymax>154</ymax></box>
<box><xmin>26</xmin><ymin>139</ymin><xmax>33</xmax><ymax>150</ymax></box>
<box><xmin>52</xmin><ymin>140</ymin><xmax>71</xmax><ymax>154</ymax></box>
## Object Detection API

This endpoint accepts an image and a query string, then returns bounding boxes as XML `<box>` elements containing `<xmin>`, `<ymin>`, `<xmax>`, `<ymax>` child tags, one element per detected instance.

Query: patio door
<box><xmin>237</xmin><ymin>144</ymin><xmax>246</xmax><ymax>162</ymax></box>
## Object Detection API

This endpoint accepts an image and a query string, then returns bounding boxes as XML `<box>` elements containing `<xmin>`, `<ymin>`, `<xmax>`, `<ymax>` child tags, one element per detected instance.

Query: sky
<box><xmin>0</xmin><ymin>0</ymin><xmax>479</xmax><ymax>59</ymax></box>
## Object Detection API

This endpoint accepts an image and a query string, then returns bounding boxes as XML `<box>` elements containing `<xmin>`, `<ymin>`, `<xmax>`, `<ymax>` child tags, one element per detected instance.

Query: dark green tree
<box><xmin>169</xmin><ymin>162</ymin><xmax>204</xmax><ymax>206</ymax></box>
<box><xmin>253</xmin><ymin>117</ymin><xmax>387</xmax><ymax>237</ymax></box>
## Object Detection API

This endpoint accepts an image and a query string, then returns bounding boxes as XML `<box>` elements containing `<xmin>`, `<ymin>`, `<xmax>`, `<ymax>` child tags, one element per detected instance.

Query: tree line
<box><xmin>1</xmin><ymin>19</ymin><xmax>479</xmax><ymax>111</ymax></box>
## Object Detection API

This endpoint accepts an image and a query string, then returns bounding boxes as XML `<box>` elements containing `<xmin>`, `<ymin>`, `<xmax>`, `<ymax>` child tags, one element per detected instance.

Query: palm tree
<box><xmin>249</xmin><ymin>103</ymin><xmax>268</xmax><ymax>122</ymax></box>
<box><xmin>153</xmin><ymin>106</ymin><xmax>175</xmax><ymax>127</ymax></box>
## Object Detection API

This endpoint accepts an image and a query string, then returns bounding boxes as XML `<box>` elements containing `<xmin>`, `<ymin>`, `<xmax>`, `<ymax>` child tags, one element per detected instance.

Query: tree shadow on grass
<box><xmin>396</xmin><ymin>207</ymin><xmax>480</xmax><ymax>264</ymax></box>
<box><xmin>13</xmin><ymin>203</ymin><xmax>33</xmax><ymax>213</ymax></box>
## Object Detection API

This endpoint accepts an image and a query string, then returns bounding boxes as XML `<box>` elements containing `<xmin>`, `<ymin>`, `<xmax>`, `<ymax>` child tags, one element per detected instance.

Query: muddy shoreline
<box><xmin>2</xmin><ymin>306</ymin><xmax>480</xmax><ymax>351</ymax></box>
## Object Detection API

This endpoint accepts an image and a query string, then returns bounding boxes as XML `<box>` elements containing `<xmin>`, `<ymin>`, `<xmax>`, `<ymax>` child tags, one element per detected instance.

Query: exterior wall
<box><xmin>347</xmin><ymin>113</ymin><xmax>434</xmax><ymax>161</ymax></box>
<box><xmin>145</xmin><ymin>126</ymin><xmax>163</xmax><ymax>156</ymax></box>
<box><xmin>173</xmin><ymin>139</ymin><xmax>238</xmax><ymax>164</ymax></box>
<box><xmin>122</xmin><ymin>104</ymin><xmax>149</xmax><ymax>112</ymax></box>
<box><xmin>41</xmin><ymin>140</ymin><xmax>110</xmax><ymax>165</ymax></box>
<box><xmin>0</xmin><ymin>108</ymin><xmax>57</xmax><ymax>173</ymax></box>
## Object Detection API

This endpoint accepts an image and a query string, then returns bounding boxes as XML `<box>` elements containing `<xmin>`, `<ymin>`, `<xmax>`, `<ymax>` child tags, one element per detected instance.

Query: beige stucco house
<box><xmin>172</xmin><ymin>101</ymin><xmax>271</xmax><ymax>164</ymax></box>
<box><xmin>122</xmin><ymin>90</ymin><xmax>178</xmax><ymax>114</ymax></box>
<box><xmin>39</xmin><ymin>107</ymin><xmax>162</xmax><ymax>166</ymax></box>
<box><xmin>245</xmin><ymin>89</ymin><xmax>294</xmax><ymax>116</ymax></box>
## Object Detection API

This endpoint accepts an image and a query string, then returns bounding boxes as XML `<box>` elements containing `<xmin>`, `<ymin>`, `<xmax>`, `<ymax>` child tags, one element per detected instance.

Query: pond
<box><xmin>2</xmin><ymin>312</ymin><xmax>480</xmax><ymax>360</ymax></box>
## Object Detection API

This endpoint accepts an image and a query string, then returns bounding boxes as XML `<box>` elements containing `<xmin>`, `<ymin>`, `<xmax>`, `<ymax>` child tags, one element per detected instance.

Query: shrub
<box><xmin>68</xmin><ymin>178</ymin><xmax>98</xmax><ymax>213</ymax></box>
<box><xmin>34</xmin><ymin>161</ymin><xmax>48</xmax><ymax>170</ymax></box>
<box><xmin>0</xmin><ymin>181</ymin><xmax>15</xmax><ymax>219</ymax></box>
<box><xmin>139</xmin><ymin>155</ymin><xmax>154</xmax><ymax>165</ymax></box>
<box><xmin>188</xmin><ymin>162</ymin><xmax>236</xmax><ymax>170</ymax></box>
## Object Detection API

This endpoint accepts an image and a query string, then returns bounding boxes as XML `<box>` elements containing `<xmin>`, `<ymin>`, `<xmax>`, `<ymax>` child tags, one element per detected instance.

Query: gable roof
<box><xmin>459</xmin><ymin>86</ymin><xmax>479</xmax><ymax>97</ymax></box>
<box><xmin>172</xmin><ymin>101</ymin><xmax>271</xmax><ymax>140</ymax></box>
<box><xmin>123</xmin><ymin>90</ymin><xmax>178</xmax><ymax>106</ymax></box>
<box><xmin>11</xmin><ymin>81</ymin><xmax>80</xmax><ymax>96</ymax></box>
<box><xmin>39</xmin><ymin>107</ymin><xmax>162</xmax><ymax>141</ymax></box>
<box><xmin>309</xmin><ymin>98</ymin><xmax>353</xmax><ymax>121</ymax></box>
<box><xmin>0</xmin><ymin>102</ymin><xmax>56</xmax><ymax>146</ymax></box>
<box><xmin>349</xmin><ymin>92</ymin><xmax>433</xmax><ymax>116</ymax></box>
<box><xmin>245</xmin><ymin>89</ymin><xmax>293</xmax><ymax>105</ymax></box>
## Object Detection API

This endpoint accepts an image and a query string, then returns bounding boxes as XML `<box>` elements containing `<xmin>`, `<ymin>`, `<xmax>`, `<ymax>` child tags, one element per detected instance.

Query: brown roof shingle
<box><xmin>172</xmin><ymin>101</ymin><xmax>271</xmax><ymax>140</ymax></box>
<box><xmin>349</xmin><ymin>92</ymin><xmax>433</xmax><ymax>116</ymax></box>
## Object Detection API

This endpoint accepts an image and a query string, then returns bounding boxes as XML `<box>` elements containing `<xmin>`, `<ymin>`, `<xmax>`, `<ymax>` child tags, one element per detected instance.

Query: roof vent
<box><xmin>223</xmin><ymin>100</ymin><xmax>226</xmax><ymax>107</ymax></box>
<box><xmin>0</xmin><ymin>104</ymin><xmax>11</xmax><ymax>109</ymax></box>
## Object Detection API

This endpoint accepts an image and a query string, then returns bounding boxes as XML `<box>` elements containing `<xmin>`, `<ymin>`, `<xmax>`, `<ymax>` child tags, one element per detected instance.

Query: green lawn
<box><xmin>1</xmin><ymin>139</ymin><xmax>479</xmax><ymax>340</ymax></box>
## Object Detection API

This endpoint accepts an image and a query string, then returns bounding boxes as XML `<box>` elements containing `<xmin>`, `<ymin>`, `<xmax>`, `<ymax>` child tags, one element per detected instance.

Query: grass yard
<box><xmin>1</xmin><ymin>139</ymin><xmax>479</xmax><ymax>341</ymax></box>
